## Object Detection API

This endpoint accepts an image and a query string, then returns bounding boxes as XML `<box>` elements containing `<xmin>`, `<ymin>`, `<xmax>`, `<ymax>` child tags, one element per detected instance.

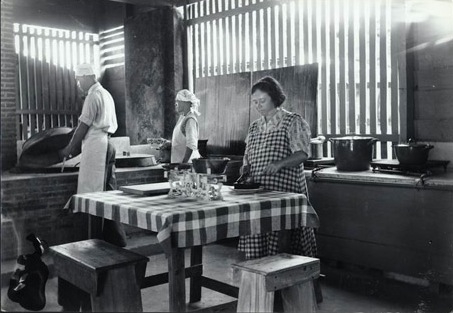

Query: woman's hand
<box><xmin>262</xmin><ymin>161</ymin><xmax>283</xmax><ymax>175</ymax></box>
<box><xmin>261</xmin><ymin>151</ymin><xmax>308</xmax><ymax>175</ymax></box>
<box><xmin>240</xmin><ymin>164</ymin><xmax>250</xmax><ymax>176</ymax></box>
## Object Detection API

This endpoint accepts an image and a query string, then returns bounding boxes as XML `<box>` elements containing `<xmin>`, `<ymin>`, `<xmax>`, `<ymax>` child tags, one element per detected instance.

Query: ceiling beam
<box><xmin>105</xmin><ymin>0</ymin><xmax>203</xmax><ymax>7</ymax></box>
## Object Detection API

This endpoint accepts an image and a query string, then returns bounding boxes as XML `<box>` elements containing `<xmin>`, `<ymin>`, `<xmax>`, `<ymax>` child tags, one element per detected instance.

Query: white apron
<box><xmin>171</xmin><ymin>115</ymin><xmax>201</xmax><ymax>163</ymax></box>
<box><xmin>77</xmin><ymin>128</ymin><xmax>108</xmax><ymax>194</ymax></box>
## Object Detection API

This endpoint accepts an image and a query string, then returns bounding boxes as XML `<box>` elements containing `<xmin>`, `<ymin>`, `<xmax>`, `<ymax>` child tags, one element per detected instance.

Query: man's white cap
<box><xmin>75</xmin><ymin>63</ymin><xmax>95</xmax><ymax>76</ymax></box>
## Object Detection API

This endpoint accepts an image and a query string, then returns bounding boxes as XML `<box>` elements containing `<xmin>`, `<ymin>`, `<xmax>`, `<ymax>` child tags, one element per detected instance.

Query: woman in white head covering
<box><xmin>171</xmin><ymin>89</ymin><xmax>202</xmax><ymax>163</ymax></box>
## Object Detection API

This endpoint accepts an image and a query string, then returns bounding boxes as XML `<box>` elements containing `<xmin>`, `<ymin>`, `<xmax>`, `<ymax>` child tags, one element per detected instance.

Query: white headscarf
<box><xmin>176</xmin><ymin>89</ymin><xmax>201</xmax><ymax>116</ymax></box>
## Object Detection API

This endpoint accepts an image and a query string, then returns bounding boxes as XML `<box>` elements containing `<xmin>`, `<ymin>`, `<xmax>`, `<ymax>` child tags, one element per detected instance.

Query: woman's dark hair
<box><xmin>251</xmin><ymin>76</ymin><xmax>287</xmax><ymax>107</ymax></box>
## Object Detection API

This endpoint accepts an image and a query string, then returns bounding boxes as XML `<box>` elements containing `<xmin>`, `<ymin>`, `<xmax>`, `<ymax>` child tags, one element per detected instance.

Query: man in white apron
<box><xmin>58</xmin><ymin>63</ymin><xmax>126</xmax><ymax>311</ymax></box>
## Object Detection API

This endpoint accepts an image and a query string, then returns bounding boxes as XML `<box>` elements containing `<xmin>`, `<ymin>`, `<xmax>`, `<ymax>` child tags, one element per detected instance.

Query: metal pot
<box><xmin>198</xmin><ymin>139</ymin><xmax>208</xmax><ymax>158</ymax></box>
<box><xmin>330</xmin><ymin>136</ymin><xmax>378</xmax><ymax>171</ymax></box>
<box><xmin>309</xmin><ymin>136</ymin><xmax>326</xmax><ymax>160</ymax></box>
<box><xmin>393</xmin><ymin>140</ymin><xmax>433</xmax><ymax>165</ymax></box>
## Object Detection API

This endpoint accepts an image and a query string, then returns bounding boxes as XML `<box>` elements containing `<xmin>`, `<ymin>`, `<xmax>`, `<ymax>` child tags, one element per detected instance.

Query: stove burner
<box><xmin>370</xmin><ymin>160</ymin><xmax>450</xmax><ymax>185</ymax></box>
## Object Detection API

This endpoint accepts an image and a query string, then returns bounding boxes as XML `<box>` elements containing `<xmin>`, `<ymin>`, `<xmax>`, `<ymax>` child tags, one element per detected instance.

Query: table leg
<box><xmin>189</xmin><ymin>246</ymin><xmax>203</xmax><ymax>303</ymax></box>
<box><xmin>168</xmin><ymin>248</ymin><xmax>186</xmax><ymax>312</ymax></box>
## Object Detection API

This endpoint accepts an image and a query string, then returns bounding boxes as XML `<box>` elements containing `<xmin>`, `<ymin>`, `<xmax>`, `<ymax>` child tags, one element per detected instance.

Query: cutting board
<box><xmin>119</xmin><ymin>182</ymin><xmax>170</xmax><ymax>196</ymax></box>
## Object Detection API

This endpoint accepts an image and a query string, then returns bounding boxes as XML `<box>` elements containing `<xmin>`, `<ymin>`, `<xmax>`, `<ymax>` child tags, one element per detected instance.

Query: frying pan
<box><xmin>18</xmin><ymin>127</ymin><xmax>80</xmax><ymax>168</ymax></box>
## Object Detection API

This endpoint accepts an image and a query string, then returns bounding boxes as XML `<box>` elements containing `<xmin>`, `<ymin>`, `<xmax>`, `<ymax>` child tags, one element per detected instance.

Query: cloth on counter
<box><xmin>64</xmin><ymin>188</ymin><xmax>319</xmax><ymax>255</ymax></box>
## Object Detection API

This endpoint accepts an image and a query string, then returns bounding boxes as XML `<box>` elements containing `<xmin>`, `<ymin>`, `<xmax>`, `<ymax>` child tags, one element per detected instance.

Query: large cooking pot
<box><xmin>393</xmin><ymin>139</ymin><xmax>433</xmax><ymax>165</ymax></box>
<box><xmin>330</xmin><ymin>136</ymin><xmax>378</xmax><ymax>171</ymax></box>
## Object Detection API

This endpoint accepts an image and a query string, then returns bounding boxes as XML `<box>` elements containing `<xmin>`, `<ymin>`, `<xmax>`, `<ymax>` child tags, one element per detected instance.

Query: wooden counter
<box><xmin>306</xmin><ymin>167</ymin><xmax>453</xmax><ymax>287</ymax></box>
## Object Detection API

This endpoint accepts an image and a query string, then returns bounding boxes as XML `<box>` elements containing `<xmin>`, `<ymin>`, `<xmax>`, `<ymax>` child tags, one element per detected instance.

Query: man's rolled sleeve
<box><xmin>78</xmin><ymin>94</ymin><xmax>99</xmax><ymax>126</ymax></box>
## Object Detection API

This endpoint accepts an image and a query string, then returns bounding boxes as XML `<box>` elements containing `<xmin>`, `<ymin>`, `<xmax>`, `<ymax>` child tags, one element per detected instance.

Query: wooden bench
<box><xmin>50</xmin><ymin>239</ymin><xmax>149</xmax><ymax>312</ymax></box>
<box><xmin>232</xmin><ymin>253</ymin><xmax>320</xmax><ymax>312</ymax></box>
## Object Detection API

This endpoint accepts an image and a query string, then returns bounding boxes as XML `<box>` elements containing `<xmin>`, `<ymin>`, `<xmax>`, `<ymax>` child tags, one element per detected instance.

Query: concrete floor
<box><xmin>2</xmin><ymin>237</ymin><xmax>452</xmax><ymax>312</ymax></box>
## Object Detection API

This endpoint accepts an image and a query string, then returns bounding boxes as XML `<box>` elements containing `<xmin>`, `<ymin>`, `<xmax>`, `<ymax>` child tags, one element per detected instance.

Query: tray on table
<box><xmin>119</xmin><ymin>182</ymin><xmax>170</xmax><ymax>196</ymax></box>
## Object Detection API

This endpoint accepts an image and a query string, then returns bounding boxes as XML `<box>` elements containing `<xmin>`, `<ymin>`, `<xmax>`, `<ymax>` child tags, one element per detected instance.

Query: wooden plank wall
<box><xmin>251</xmin><ymin>64</ymin><xmax>318</xmax><ymax>135</ymax></box>
<box><xmin>411</xmin><ymin>1</ymin><xmax>453</xmax><ymax>143</ymax></box>
<box><xmin>14</xmin><ymin>24</ymin><xmax>98</xmax><ymax>140</ymax></box>
<box><xmin>185</xmin><ymin>0</ymin><xmax>406</xmax><ymax>160</ymax></box>
<box><xmin>195</xmin><ymin>72</ymin><xmax>251</xmax><ymax>155</ymax></box>
<box><xmin>195</xmin><ymin>64</ymin><xmax>318</xmax><ymax>155</ymax></box>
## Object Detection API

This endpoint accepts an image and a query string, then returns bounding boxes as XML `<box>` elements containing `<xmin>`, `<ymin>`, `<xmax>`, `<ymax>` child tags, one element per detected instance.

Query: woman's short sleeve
<box><xmin>289</xmin><ymin>115</ymin><xmax>311</xmax><ymax>154</ymax></box>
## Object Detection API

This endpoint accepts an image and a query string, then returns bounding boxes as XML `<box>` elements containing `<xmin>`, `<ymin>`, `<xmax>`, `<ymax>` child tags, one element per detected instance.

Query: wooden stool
<box><xmin>232</xmin><ymin>253</ymin><xmax>320</xmax><ymax>313</ymax></box>
<box><xmin>50</xmin><ymin>239</ymin><xmax>148</xmax><ymax>312</ymax></box>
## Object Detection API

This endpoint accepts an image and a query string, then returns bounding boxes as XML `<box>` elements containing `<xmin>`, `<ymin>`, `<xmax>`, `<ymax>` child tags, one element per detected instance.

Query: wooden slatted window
<box><xmin>14</xmin><ymin>24</ymin><xmax>100</xmax><ymax>140</ymax></box>
<box><xmin>99</xmin><ymin>25</ymin><xmax>125</xmax><ymax>72</ymax></box>
<box><xmin>183</xmin><ymin>0</ymin><xmax>406</xmax><ymax>159</ymax></box>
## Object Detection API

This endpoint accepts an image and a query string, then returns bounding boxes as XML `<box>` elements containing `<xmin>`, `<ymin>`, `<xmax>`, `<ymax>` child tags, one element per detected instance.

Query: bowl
<box><xmin>192</xmin><ymin>157</ymin><xmax>230</xmax><ymax>174</ymax></box>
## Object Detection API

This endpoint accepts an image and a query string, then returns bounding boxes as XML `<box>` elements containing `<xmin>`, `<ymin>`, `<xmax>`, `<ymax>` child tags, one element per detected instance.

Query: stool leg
<box><xmin>237</xmin><ymin>271</ymin><xmax>274</xmax><ymax>312</ymax></box>
<box><xmin>90</xmin><ymin>265</ymin><xmax>143</xmax><ymax>312</ymax></box>
<box><xmin>281</xmin><ymin>280</ymin><xmax>317</xmax><ymax>313</ymax></box>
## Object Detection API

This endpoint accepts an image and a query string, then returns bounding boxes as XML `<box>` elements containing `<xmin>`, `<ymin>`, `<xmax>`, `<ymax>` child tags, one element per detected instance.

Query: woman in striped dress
<box><xmin>238</xmin><ymin>76</ymin><xmax>317</xmax><ymax>260</ymax></box>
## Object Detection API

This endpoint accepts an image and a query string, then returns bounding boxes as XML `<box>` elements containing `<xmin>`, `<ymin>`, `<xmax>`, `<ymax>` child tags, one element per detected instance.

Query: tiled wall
<box><xmin>1</xmin><ymin>168</ymin><xmax>165</xmax><ymax>261</ymax></box>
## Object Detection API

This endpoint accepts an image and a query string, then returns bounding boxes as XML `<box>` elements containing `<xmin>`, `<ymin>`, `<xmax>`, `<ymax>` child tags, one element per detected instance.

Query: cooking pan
<box><xmin>18</xmin><ymin>127</ymin><xmax>80</xmax><ymax>168</ymax></box>
<box><xmin>393</xmin><ymin>139</ymin><xmax>433</xmax><ymax>165</ymax></box>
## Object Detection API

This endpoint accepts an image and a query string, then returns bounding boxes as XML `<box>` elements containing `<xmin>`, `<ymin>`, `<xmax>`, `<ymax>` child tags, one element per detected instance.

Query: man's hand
<box><xmin>158</xmin><ymin>140</ymin><xmax>172</xmax><ymax>150</ymax></box>
<box><xmin>59</xmin><ymin>146</ymin><xmax>72</xmax><ymax>160</ymax></box>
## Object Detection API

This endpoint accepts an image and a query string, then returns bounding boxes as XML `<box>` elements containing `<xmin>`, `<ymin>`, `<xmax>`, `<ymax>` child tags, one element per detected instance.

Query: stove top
<box><xmin>370</xmin><ymin>159</ymin><xmax>450</xmax><ymax>183</ymax></box>
<box><xmin>304</xmin><ymin>157</ymin><xmax>335</xmax><ymax>169</ymax></box>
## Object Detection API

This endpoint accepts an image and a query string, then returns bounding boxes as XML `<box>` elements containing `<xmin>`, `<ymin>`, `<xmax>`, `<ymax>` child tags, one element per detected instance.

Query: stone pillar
<box><xmin>124</xmin><ymin>7</ymin><xmax>184</xmax><ymax>145</ymax></box>
<box><xmin>1</xmin><ymin>0</ymin><xmax>17</xmax><ymax>170</ymax></box>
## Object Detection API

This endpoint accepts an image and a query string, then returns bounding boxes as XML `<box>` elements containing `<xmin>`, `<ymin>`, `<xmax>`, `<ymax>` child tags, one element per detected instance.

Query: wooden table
<box><xmin>65</xmin><ymin>186</ymin><xmax>319</xmax><ymax>312</ymax></box>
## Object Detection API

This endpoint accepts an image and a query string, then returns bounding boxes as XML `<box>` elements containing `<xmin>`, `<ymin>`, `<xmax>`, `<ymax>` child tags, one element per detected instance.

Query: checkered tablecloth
<box><xmin>65</xmin><ymin>187</ymin><xmax>319</xmax><ymax>253</ymax></box>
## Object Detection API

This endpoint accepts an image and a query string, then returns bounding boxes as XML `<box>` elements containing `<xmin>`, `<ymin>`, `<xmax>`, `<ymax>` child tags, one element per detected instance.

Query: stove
<box><xmin>304</xmin><ymin>157</ymin><xmax>335</xmax><ymax>170</ymax></box>
<box><xmin>370</xmin><ymin>159</ymin><xmax>450</xmax><ymax>184</ymax></box>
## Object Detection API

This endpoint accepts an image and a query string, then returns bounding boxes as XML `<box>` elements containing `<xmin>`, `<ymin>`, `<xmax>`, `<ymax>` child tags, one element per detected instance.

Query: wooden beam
<box><xmin>105</xmin><ymin>0</ymin><xmax>203</xmax><ymax>7</ymax></box>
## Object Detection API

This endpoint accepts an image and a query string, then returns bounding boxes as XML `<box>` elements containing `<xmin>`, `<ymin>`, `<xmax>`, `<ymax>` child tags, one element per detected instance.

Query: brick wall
<box><xmin>1</xmin><ymin>168</ymin><xmax>165</xmax><ymax>260</ymax></box>
<box><xmin>1</xmin><ymin>0</ymin><xmax>17</xmax><ymax>170</ymax></box>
